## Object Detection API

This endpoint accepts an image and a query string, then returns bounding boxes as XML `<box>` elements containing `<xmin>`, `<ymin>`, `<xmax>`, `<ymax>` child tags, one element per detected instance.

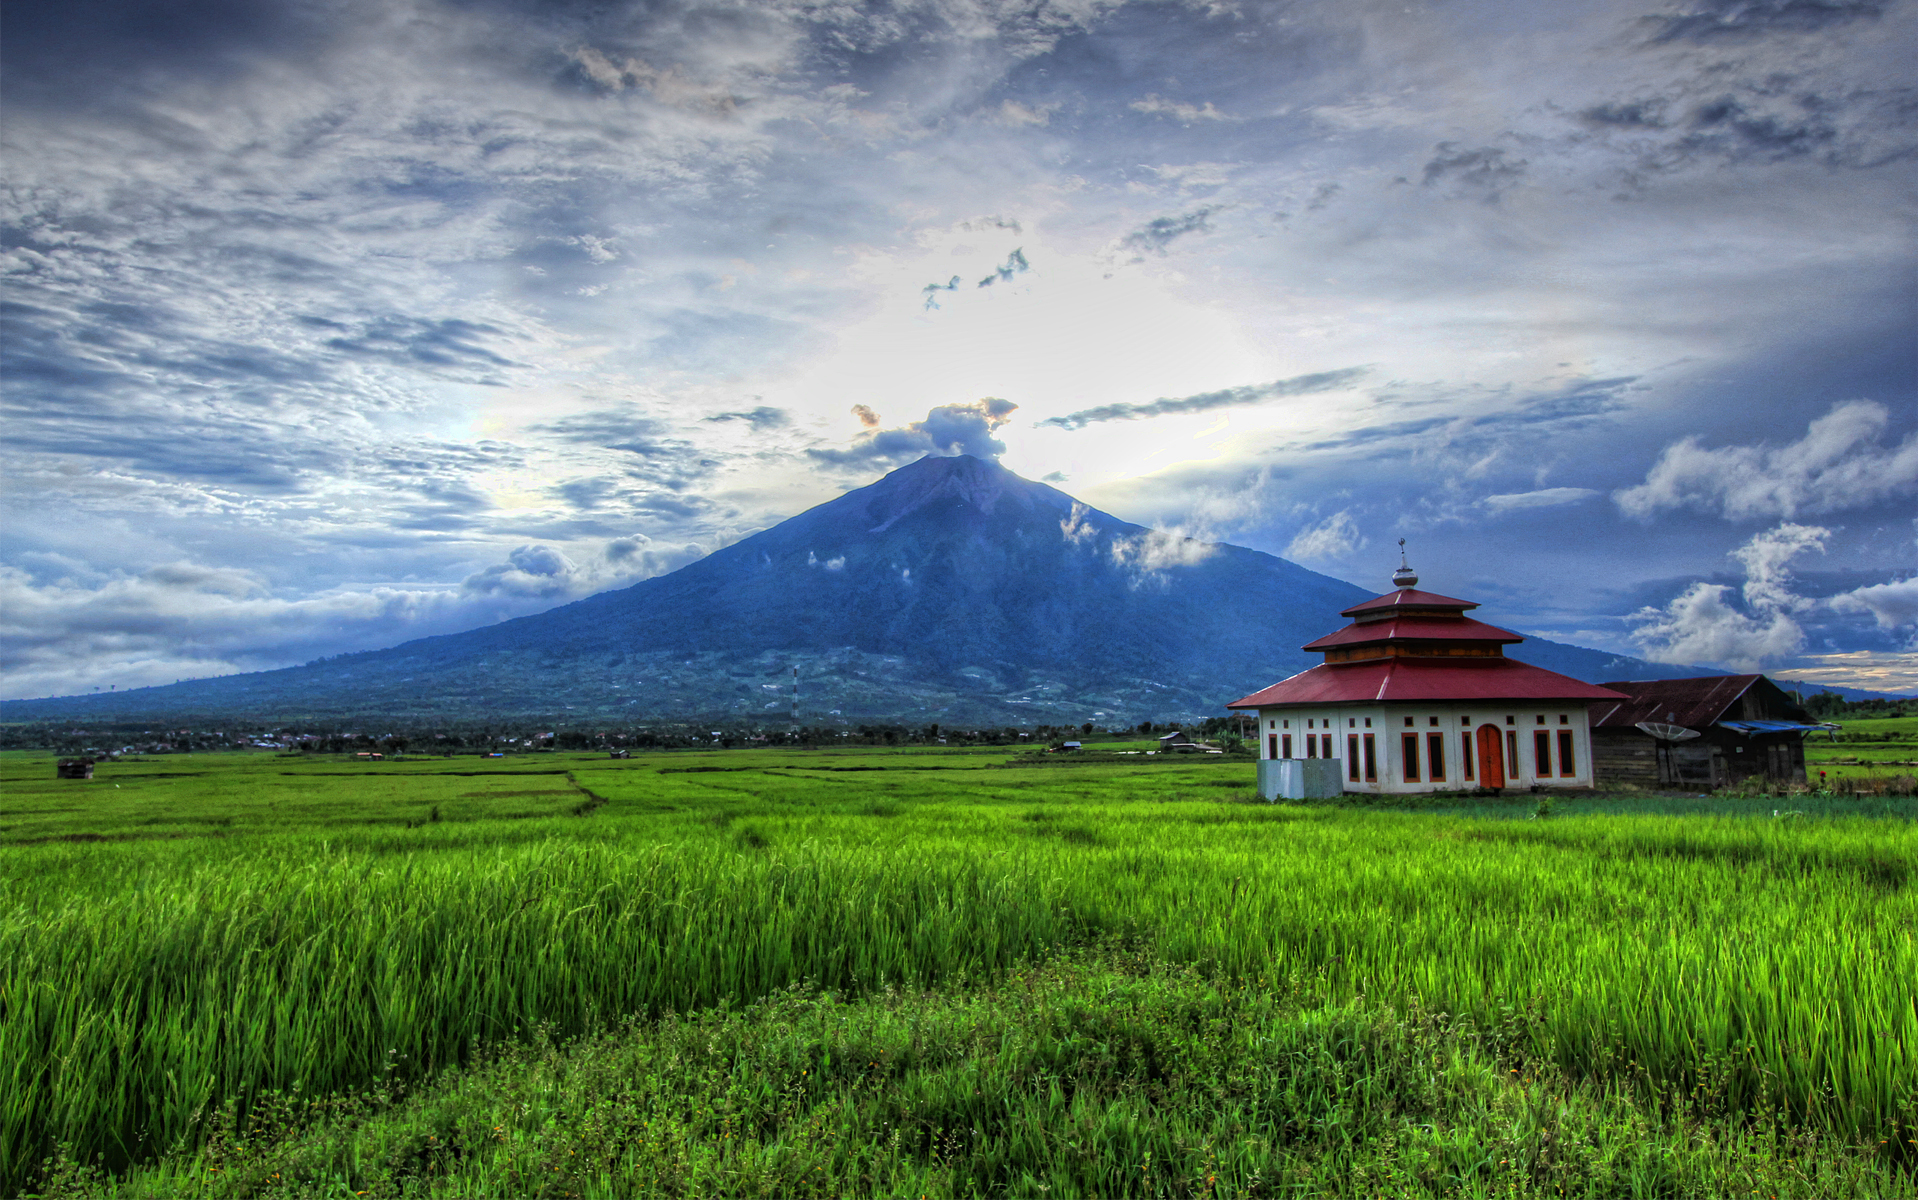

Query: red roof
<box><xmin>1227</xmin><ymin>657</ymin><xmax>1630</xmax><ymax>709</ymax></box>
<box><xmin>1302</xmin><ymin>614</ymin><xmax>1522</xmax><ymax>651</ymax></box>
<box><xmin>1342</xmin><ymin>587</ymin><xmax>1479</xmax><ymax>617</ymax></box>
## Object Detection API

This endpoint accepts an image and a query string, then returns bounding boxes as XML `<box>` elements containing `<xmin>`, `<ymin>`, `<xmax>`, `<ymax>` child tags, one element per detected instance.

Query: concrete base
<box><xmin>1257</xmin><ymin>758</ymin><xmax>1344</xmax><ymax>800</ymax></box>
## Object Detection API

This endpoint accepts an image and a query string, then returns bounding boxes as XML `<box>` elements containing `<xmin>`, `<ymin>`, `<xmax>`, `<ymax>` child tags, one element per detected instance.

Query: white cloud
<box><xmin>1729</xmin><ymin>522</ymin><xmax>1827</xmax><ymax>614</ymax></box>
<box><xmin>1627</xmin><ymin>582</ymin><xmax>1805</xmax><ymax>671</ymax></box>
<box><xmin>1626</xmin><ymin>523</ymin><xmax>1828</xmax><ymax>671</ymax></box>
<box><xmin>1480</xmin><ymin>487</ymin><xmax>1600</xmax><ymax>513</ymax></box>
<box><xmin>461</xmin><ymin>544</ymin><xmax>580</xmax><ymax>598</ymax></box>
<box><xmin>1129</xmin><ymin>94</ymin><xmax>1233</xmax><ymax>122</ymax></box>
<box><xmin>1287</xmin><ymin>511</ymin><xmax>1365</xmax><ymax>562</ymax></box>
<box><xmin>995</xmin><ymin>100</ymin><xmax>1057</xmax><ymax>127</ymax></box>
<box><xmin>1827</xmin><ymin>578</ymin><xmax>1918</xmax><ymax>629</ymax></box>
<box><xmin>1614</xmin><ymin>402</ymin><xmax>1917</xmax><ymax>521</ymax></box>
<box><xmin>1772</xmin><ymin>651</ymin><xmax>1918</xmax><ymax>695</ymax></box>
<box><xmin>1110</xmin><ymin>528</ymin><xmax>1214</xmax><ymax>572</ymax></box>
<box><xmin>0</xmin><ymin>539</ymin><xmax>707</xmax><ymax>700</ymax></box>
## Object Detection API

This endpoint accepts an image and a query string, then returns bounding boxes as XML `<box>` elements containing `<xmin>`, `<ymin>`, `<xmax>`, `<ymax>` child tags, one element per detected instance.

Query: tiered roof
<box><xmin>1227</xmin><ymin>577</ymin><xmax>1627</xmax><ymax>710</ymax></box>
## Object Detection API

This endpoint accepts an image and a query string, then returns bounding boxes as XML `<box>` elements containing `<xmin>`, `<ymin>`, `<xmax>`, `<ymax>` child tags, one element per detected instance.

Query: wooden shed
<box><xmin>56</xmin><ymin>758</ymin><xmax>95</xmax><ymax>780</ymax></box>
<box><xmin>1586</xmin><ymin>675</ymin><xmax>1833</xmax><ymax>789</ymax></box>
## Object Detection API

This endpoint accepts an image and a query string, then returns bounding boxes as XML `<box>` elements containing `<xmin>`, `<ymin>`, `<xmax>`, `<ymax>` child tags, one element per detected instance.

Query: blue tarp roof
<box><xmin>1716</xmin><ymin>720</ymin><xmax>1840</xmax><ymax>735</ymax></box>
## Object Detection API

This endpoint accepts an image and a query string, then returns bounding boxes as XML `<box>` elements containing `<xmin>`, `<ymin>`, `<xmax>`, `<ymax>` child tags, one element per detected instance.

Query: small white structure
<box><xmin>1228</xmin><ymin>552</ymin><xmax>1627</xmax><ymax>794</ymax></box>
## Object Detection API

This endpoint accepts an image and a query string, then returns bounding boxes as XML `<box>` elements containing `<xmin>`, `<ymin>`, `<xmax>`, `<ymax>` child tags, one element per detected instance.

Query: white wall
<box><xmin>1254</xmin><ymin>703</ymin><xmax>1595</xmax><ymax>791</ymax></box>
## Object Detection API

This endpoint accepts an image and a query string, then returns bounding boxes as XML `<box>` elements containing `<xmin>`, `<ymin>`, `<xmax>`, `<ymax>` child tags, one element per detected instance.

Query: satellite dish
<box><xmin>1635</xmin><ymin>722</ymin><xmax>1699</xmax><ymax>741</ymax></box>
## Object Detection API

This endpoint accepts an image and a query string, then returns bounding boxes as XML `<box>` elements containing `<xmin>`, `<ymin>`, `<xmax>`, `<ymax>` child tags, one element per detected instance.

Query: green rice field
<box><xmin>1</xmin><ymin>747</ymin><xmax>1914</xmax><ymax>1197</ymax></box>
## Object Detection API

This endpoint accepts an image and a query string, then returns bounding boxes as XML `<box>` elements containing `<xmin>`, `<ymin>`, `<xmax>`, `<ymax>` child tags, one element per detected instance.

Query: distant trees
<box><xmin>1800</xmin><ymin>692</ymin><xmax>1916</xmax><ymax>720</ymax></box>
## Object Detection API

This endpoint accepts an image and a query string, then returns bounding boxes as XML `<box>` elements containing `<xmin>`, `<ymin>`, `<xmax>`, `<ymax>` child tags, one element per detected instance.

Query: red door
<box><xmin>1475</xmin><ymin>724</ymin><xmax>1505</xmax><ymax>789</ymax></box>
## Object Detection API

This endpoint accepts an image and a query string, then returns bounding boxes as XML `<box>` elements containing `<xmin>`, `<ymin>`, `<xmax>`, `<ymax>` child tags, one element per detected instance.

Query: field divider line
<box><xmin>563</xmin><ymin>772</ymin><xmax>611</xmax><ymax>818</ymax></box>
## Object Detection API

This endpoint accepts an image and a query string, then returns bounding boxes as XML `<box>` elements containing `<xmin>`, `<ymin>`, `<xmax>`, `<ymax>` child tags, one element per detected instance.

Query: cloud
<box><xmin>1614</xmin><ymin>401</ymin><xmax>1917</xmax><ymax>521</ymax></box>
<box><xmin>1827</xmin><ymin>578</ymin><xmax>1918</xmax><ymax>629</ymax></box>
<box><xmin>1038</xmin><ymin>367</ymin><xmax>1368</xmax><ymax>430</ymax></box>
<box><xmin>704</xmin><ymin>406</ymin><xmax>788</xmax><ymax>428</ymax></box>
<box><xmin>1480</xmin><ymin>487</ymin><xmax>1602</xmax><ymax>513</ymax></box>
<box><xmin>461</xmin><ymin>544</ymin><xmax>579</xmax><ymax>598</ymax></box>
<box><xmin>1626</xmin><ymin>523</ymin><xmax>1828</xmax><ymax>670</ymax></box>
<box><xmin>1730</xmin><ymin>522</ymin><xmax>1828</xmax><ymax>613</ymax></box>
<box><xmin>1108</xmin><ymin>528</ymin><xmax>1216</xmax><ymax>585</ymax></box>
<box><xmin>1772</xmin><ymin>650</ymin><xmax>1917</xmax><ymax>693</ymax></box>
<box><xmin>0</xmin><ymin>560</ymin><xmax>466</xmax><ymax>700</ymax></box>
<box><xmin>1421</xmin><ymin>143</ymin><xmax>1527</xmax><ymax>201</ymax></box>
<box><xmin>994</xmin><ymin>100</ymin><xmax>1056</xmax><ymax>127</ymax></box>
<box><xmin>1129</xmin><ymin>94</ymin><xmax>1233</xmax><ymax>123</ymax></box>
<box><xmin>1286</xmin><ymin>511</ymin><xmax>1365</xmax><ymax>562</ymax></box>
<box><xmin>975</xmin><ymin>248</ymin><xmax>1029</xmax><ymax>288</ymax></box>
<box><xmin>1117</xmin><ymin>206</ymin><xmax>1224</xmax><ymax>258</ymax></box>
<box><xmin>808</xmin><ymin>398</ymin><xmax>1019</xmax><ymax>466</ymax></box>
<box><xmin>851</xmin><ymin>404</ymin><xmax>881</xmax><ymax>429</ymax></box>
<box><xmin>1628</xmin><ymin>582</ymin><xmax>1806</xmax><ymax>670</ymax></box>
<box><xmin>1643</xmin><ymin>0</ymin><xmax>1885</xmax><ymax>44</ymax></box>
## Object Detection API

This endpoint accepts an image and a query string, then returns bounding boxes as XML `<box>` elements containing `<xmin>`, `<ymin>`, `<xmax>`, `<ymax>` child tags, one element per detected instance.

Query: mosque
<box><xmin>1227</xmin><ymin>549</ymin><xmax>1628</xmax><ymax>798</ymax></box>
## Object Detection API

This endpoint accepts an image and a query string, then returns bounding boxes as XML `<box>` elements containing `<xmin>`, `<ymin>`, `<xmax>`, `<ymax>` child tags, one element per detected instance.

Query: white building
<box><xmin>1227</xmin><ymin>558</ymin><xmax>1626</xmax><ymax>796</ymax></box>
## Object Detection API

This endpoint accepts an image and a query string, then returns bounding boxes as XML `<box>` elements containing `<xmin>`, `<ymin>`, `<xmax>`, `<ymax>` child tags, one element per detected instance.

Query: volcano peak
<box><xmin>858</xmin><ymin>453</ymin><xmax>1068</xmax><ymax>534</ymax></box>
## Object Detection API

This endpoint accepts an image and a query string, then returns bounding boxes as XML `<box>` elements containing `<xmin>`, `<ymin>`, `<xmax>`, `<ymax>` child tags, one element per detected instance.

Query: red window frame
<box><xmin>1533</xmin><ymin>730</ymin><xmax>1552</xmax><ymax>778</ymax></box>
<box><xmin>1557</xmin><ymin>729</ymin><xmax>1576</xmax><ymax>777</ymax></box>
<box><xmin>1426</xmin><ymin>732</ymin><xmax>1446</xmax><ymax>781</ymax></box>
<box><xmin>1281</xmin><ymin>734</ymin><xmax>1292</xmax><ymax>758</ymax></box>
<box><xmin>1460</xmin><ymin>731</ymin><xmax>1474</xmax><ymax>780</ymax></box>
<box><xmin>1402</xmin><ymin>732</ymin><xmax>1421</xmax><ymax>781</ymax></box>
<box><xmin>1347</xmin><ymin>734</ymin><xmax>1360</xmax><ymax>781</ymax></box>
<box><xmin>1363</xmin><ymin>734</ymin><xmax>1377</xmax><ymax>781</ymax></box>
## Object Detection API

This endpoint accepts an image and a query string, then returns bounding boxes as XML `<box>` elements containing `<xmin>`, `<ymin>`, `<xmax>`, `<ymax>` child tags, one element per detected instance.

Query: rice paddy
<box><xmin>2</xmin><ymin>747</ymin><xmax>1914</xmax><ymax>1196</ymax></box>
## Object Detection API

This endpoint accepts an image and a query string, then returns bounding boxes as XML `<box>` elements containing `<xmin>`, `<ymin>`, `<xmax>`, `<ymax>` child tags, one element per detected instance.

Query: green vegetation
<box><xmin>1804</xmin><ymin>714</ymin><xmax>1917</xmax><ymax>785</ymax></box>
<box><xmin>3</xmin><ymin>748</ymin><xmax>1913</xmax><ymax>1196</ymax></box>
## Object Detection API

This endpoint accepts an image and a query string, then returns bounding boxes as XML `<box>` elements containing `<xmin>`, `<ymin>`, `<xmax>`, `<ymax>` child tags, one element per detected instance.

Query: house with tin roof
<box><xmin>1226</xmin><ymin>548</ymin><xmax>1627</xmax><ymax>798</ymax></box>
<box><xmin>1585</xmin><ymin>675</ymin><xmax>1833</xmax><ymax>789</ymax></box>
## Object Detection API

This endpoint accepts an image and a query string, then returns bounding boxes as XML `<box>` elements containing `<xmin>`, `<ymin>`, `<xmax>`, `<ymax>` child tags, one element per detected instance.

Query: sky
<box><xmin>2</xmin><ymin>0</ymin><xmax>1914</xmax><ymax>701</ymax></box>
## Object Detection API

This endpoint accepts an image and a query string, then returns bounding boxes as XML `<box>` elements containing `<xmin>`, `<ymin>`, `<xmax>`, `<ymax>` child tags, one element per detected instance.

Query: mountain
<box><xmin>1</xmin><ymin>455</ymin><xmax>1717</xmax><ymax>726</ymax></box>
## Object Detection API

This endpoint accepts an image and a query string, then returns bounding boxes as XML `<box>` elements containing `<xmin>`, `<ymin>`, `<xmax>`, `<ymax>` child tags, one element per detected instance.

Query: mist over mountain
<box><xmin>2</xmin><ymin>456</ymin><xmax>1722</xmax><ymax>726</ymax></box>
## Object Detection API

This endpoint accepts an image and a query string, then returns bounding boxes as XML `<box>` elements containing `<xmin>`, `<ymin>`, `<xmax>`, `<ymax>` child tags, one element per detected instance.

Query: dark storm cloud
<box><xmin>1038</xmin><ymin>368</ymin><xmax>1369</xmax><ymax>431</ymax></box>
<box><xmin>1642</xmin><ymin>0</ymin><xmax>1885</xmax><ymax>44</ymax></box>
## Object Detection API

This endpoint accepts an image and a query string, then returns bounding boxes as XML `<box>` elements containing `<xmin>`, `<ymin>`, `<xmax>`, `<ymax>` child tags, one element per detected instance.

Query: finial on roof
<box><xmin>1391</xmin><ymin>538</ymin><xmax>1418</xmax><ymax>589</ymax></box>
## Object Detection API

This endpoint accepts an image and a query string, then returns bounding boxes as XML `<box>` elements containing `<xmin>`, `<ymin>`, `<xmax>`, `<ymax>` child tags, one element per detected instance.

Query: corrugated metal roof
<box><xmin>1718</xmin><ymin>720</ymin><xmax>1838</xmax><ymax>735</ymax></box>
<box><xmin>1302</xmin><ymin>614</ymin><xmax>1523</xmax><ymax>650</ymax></box>
<box><xmin>1341</xmin><ymin>588</ymin><xmax>1480</xmax><ymax>616</ymax></box>
<box><xmin>1586</xmin><ymin>676</ymin><xmax>1764</xmax><ymax>730</ymax></box>
<box><xmin>1227</xmin><ymin>658</ymin><xmax>1629</xmax><ymax>709</ymax></box>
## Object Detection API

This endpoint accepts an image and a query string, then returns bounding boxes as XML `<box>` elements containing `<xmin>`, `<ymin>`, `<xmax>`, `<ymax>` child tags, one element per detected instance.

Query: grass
<box><xmin>2</xmin><ymin>748</ymin><xmax>1914</xmax><ymax>1196</ymax></box>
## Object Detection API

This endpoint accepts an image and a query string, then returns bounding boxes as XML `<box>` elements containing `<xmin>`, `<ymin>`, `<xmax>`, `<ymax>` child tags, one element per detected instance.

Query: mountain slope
<box><xmin>2</xmin><ymin>455</ymin><xmax>1714</xmax><ymax>725</ymax></box>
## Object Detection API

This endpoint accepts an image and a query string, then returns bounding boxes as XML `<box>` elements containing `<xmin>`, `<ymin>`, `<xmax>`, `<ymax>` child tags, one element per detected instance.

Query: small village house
<box><xmin>1586</xmin><ymin>675</ymin><xmax>1834</xmax><ymax>789</ymax></box>
<box><xmin>1227</xmin><ymin>552</ymin><xmax>1627</xmax><ymax>797</ymax></box>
